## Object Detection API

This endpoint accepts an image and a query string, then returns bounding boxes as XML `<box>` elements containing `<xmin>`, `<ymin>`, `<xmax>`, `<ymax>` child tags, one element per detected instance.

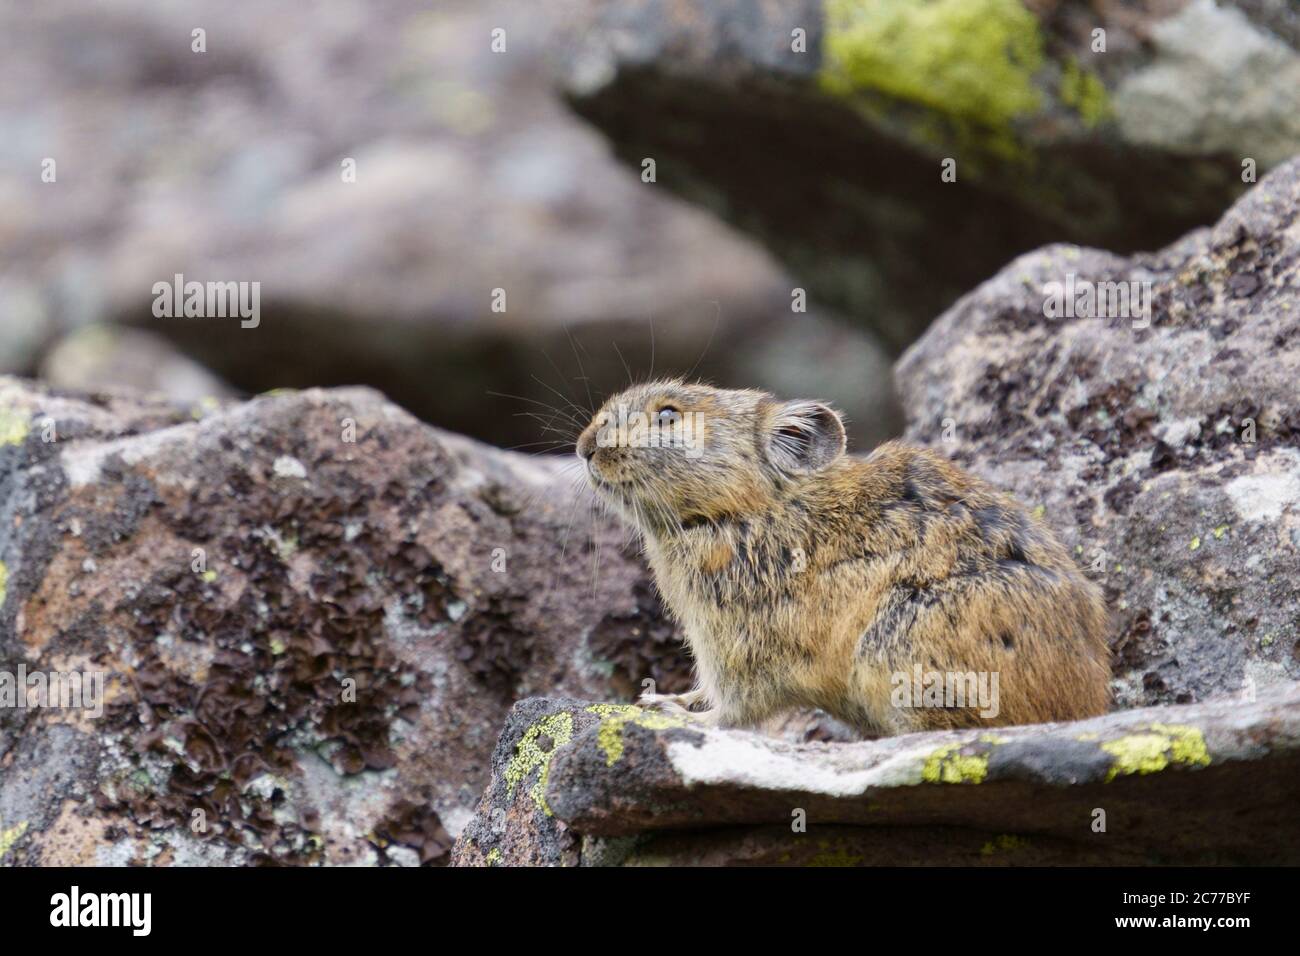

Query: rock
<box><xmin>40</xmin><ymin>325</ymin><xmax>235</xmax><ymax>404</ymax></box>
<box><xmin>557</xmin><ymin>0</ymin><xmax>1300</xmax><ymax>352</ymax></box>
<box><xmin>897</xmin><ymin>155</ymin><xmax>1300</xmax><ymax>709</ymax></box>
<box><xmin>0</xmin><ymin>377</ymin><xmax>686</xmax><ymax>865</ymax></box>
<box><xmin>0</xmin><ymin>0</ymin><xmax>901</xmax><ymax>450</ymax></box>
<box><xmin>0</xmin><ymin>281</ymin><xmax>52</xmax><ymax>375</ymax></box>
<box><xmin>453</xmin><ymin>683</ymin><xmax>1300</xmax><ymax>865</ymax></box>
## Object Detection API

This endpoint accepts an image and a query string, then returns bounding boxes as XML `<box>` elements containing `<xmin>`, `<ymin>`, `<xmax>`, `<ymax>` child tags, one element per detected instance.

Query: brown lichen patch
<box><xmin>70</xmin><ymin>406</ymin><xmax>451</xmax><ymax>862</ymax></box>
<box><xmin>372</xmin><ymin>798</ymin><xmax>454</xmax><ymax>866</ymax></box>
<box><xmin>456</xmin><ymin>591</ymin><xmax>545</xmax><ymax>698</ymax></box>
<box><xmin>588</xmin><ymin>578</ymin><xmax>693</xmax><ymax>698</ymax></box>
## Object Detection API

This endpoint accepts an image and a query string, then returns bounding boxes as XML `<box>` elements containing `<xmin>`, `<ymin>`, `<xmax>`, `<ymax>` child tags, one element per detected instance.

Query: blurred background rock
<box><xmin>0</xmin><ymin>0</ymin><xmax>901</xmax><ymax>452</ymax></box>
<box><xmin>4</xmin><ymin>0</ymin><xmax>1298</xmax><ymax>454</ymax></box>
<box><xmin>557</xmin><ymin>0</ymin><xmax>1300</xmax><ymax>351</ymax></box>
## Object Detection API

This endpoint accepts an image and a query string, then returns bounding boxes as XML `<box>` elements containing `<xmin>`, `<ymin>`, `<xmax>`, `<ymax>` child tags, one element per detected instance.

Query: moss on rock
<box><xmin>821</xmin><ymin>0</ymin><xmax>1045</xmax><ymax>158</ymax></box>
<box><xmin>1059</xmin><ymin>58</ymin><xmax>1111</xmax><ymax>128</ymax></box>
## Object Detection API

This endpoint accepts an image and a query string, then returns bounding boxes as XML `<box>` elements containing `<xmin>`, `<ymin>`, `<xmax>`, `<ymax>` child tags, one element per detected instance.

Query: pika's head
<box><xmin>575</xmin><ymin>379</ymin><xmax>846</xmax><ymax>534</ymax></box>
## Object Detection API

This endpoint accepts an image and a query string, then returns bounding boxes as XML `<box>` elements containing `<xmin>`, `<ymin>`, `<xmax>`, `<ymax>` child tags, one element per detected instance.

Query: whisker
<box><xmin>562</xmin><ymin>323</ymin><xmax>597</xmax><ymax>416</ymax></box>
<box><xmin>488</xmin><ymin>389</ymin><xmax>587</xmax><ymax>431</ymax></box>
<box><xmin>530</xmin><ymin>373</ymin><xmax>594</xmax><ymax>429</ymax></box>
<box><xmin>612</xmin><ymin>339</ymin><xmax>634</xmax><ymax>389</ymax></box>
<box><xmin>648</xmin><ymin>312</ymin><xmax>656</xmax><ymax>381</ymax></box>
<box><xmin>502</xmin><ymin>438</ymin><xmax>574</xmax><ymax>452</ymax></box>
<box><xmin>683</xmin><ymin>299</ymin><xmax>722</xmax><ymax>383</ymax></box>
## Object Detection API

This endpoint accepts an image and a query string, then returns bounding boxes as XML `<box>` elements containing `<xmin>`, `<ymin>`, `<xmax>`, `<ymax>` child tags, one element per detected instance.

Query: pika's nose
<box><xmin>576</xmin><ymin>424</ymin><xmax>597</xmax><ymax>461</ymax></box>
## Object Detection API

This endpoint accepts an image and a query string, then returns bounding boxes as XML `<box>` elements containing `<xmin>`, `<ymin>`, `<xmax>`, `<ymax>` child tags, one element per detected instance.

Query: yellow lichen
<box><xmin>190</xmin><ymin>395</ymin><xmax>222</xmax><ymax>420</ymax></box>
<box><xmin>585</xmin><ymin>704</ymin><xmax>689</xmax><ymax>767</ymax></box>
<box><xmin>503</xmin><ymin>711</ymin><xmax>575</xmax><ymax>816</ymax></box>
<box><xmin>485</xmin><ymin>847</ymin><xmax>502</xmax><ymax>866</ymax></box>
<box><xmin>821</xmin><ymin>0</ymin><xmax>1045</xmax><ymax>160</ymax></box>
<box><xmin>585</xmin><ymin>703</ymin><xmax>640</xmax><ymax>719</ymax></box>
<box><xmin>808</xmin><ymin>839</ymin><xmax>864</xmax><ymax>867</ymax></box>
<box><xmin>0</xmin><ymin>561</ymin><xmax>7</xmax><ymax>610</ymax></box>
<box><xmin>980</xmin><ymin>833</ymin><xmax>1030</xmax><ymax>856</ymax></box>
<box><xmin>0</xmin><ymin>408</ymin><xmax>29</xmax><ymax>446</ymax></box>
<box><xmin>0</xmin><ymin>820</ymin><xmax>29</xmax><ymax>860</ymax></box>
<box><xmin>1058</xmin><ymin>58</ymin><xmax>1111</xmax><ymax>127</ymax></box>
<box><xmin>1101</xmin><ymin>723</ymin><xmax>1211</xmax><ymax>782</ymax></box>
<box><xmin>922</xmin><ymin>744</ymin><xmax>988</xmax><ymax>784</ymax></box>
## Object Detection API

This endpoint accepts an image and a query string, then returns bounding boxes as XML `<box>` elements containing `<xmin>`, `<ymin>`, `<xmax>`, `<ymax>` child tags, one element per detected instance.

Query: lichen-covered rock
<box><xmin>453</xmin><ymin>683</ymin><xmax>1300</xmax><ymax>865</ymax></box>
<box><xmin>897</xmin><ymin>155</ymin><xmax>1300</xmax><ymax>709</ymax></box>
<box><xmin>448</xmin><ymin>698</ymin><xmax>604</xmax><ymax>866</ymax></box>
<box><xmin>0</xmin><ymin>378</ymin><xmax>684</xmax><ymax>865</ymax></box>
<box><xmin>558</xmin><ymin>0</ymin><xmax>1300</xmax><ymax>351</ymax></box>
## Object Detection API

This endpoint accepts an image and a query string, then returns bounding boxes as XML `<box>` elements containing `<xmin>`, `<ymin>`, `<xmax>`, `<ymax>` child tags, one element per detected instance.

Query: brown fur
<box><xmin>577</xmin><ymin>380</ymin><xmax>1111</xmax><ymax>736</ymax></box>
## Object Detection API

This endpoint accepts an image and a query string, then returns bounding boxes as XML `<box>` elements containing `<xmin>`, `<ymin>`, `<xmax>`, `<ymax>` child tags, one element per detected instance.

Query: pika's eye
<box><xmin>656</xmin><ymin>405</ymin><xmax>680</xmax><ymax>427</ymax></box>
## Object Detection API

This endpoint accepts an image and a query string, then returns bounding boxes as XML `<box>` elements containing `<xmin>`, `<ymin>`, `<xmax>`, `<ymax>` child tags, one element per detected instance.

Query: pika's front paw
<box><xmin>638</xmin><ymin>688</ymin><xmax>706</xmax><ymax>715</ymax></box>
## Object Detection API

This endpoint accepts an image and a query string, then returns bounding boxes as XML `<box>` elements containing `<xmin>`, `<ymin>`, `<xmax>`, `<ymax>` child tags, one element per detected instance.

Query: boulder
<box><xmin>558</xmin><ymin>0</ymin><xmax>1300</xmax><ymax>352</ymax></box>
<box><xmin>39</xmin><ymin>325</ymin><xmax>235</xmax><ymax>404</ymax></box>
<box><xmin>453</xmin><ymin>683</ymin><xmax>1300</xmax><ymax>865</ymax></box>
<box><xmin>0</xmin><ymin>377</ymin><xmax>685</xmax><ymax>865</ymax></box>
<box><xmin>897</xmin><ymin>155</ymin><xmax>1300</xmax><ymax>709</ymax></box>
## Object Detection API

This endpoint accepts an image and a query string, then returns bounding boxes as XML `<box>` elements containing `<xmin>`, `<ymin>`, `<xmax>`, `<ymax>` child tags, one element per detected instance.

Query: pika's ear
<box><xmin>766</xmin><ymin>401</ymin><xmax>846</xmax><ymax>475</ymax></box>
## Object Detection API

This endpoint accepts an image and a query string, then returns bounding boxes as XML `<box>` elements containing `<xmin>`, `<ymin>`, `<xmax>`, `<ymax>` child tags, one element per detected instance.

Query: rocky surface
<box><xmin>558</xmin><ymin>0</ymin><xmax>1300</xmax><ymax>352</ymax></box>
<box><xmin>0</xmin><ymin>0</ymin><xmax>900</xmax><ymax>450</ymax></box>
<box><xmin>5</xmin><ymin>0</ymin><xmax>1300</xmax><ymax>869</ymax></box>
<box><xmin>0</xmin><ymin>377</ymin><xmax>688</xmax><ymax>865</ymax></box>
<box><xmin>898</xmin><ymin>154</ymin><xmax>1300</xmax><ymax>710</ymax></box>
<box><xmin>451</xmin><ymin>141</ymin><xmax>1300</xmax><ymax>870</ymax></box>
<box><xmin>453</xmin><ymin>683</ymin><xmax>1300</xmax><ymax>865</ymax></box>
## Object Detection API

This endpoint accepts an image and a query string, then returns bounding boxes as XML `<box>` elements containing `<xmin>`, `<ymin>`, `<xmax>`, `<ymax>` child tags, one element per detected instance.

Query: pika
<box><xmin>576</xmin><ymin>379</ymin><xmax>1110</xmax><ymax>736</ymax></box>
